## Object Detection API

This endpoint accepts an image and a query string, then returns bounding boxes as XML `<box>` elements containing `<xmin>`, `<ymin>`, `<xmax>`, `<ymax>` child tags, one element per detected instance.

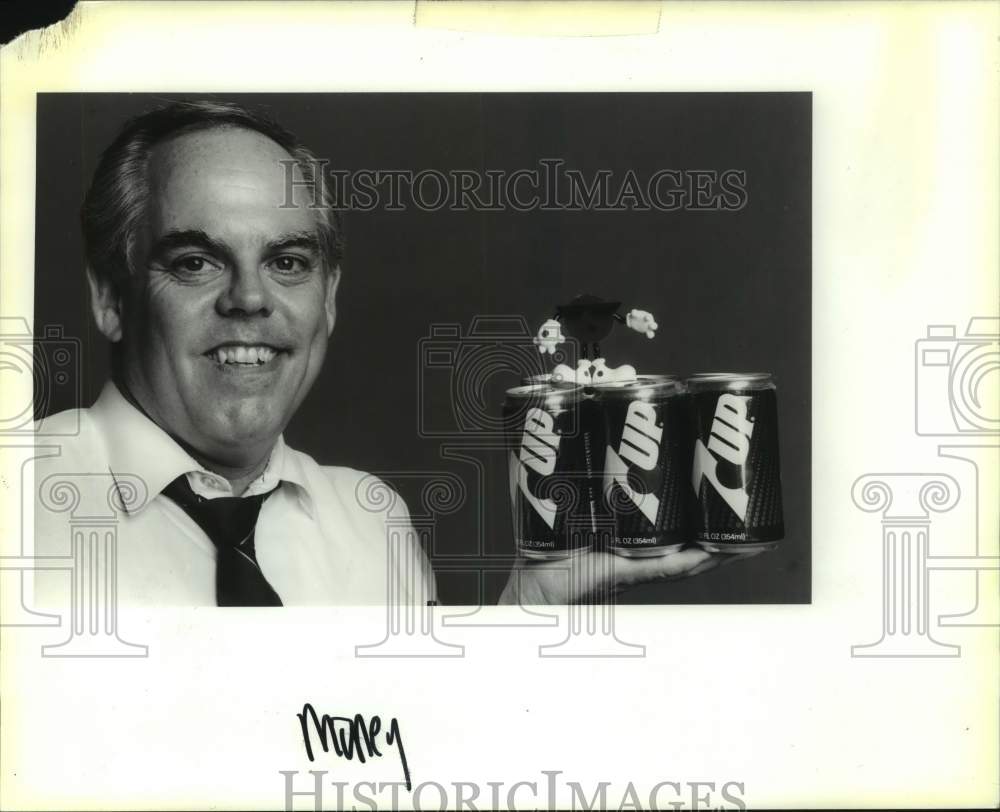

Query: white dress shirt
<box><xmin>33</xmin><ymin>382</ymin><xmax>436</xmax><ymax>606</ymax></box>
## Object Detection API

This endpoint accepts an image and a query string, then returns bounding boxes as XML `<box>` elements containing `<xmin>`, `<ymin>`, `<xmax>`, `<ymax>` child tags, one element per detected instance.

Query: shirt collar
<box><xmin>90</xmin><ymin>381</ymin><xmax>315</xmax><ymax>517</ymax></box>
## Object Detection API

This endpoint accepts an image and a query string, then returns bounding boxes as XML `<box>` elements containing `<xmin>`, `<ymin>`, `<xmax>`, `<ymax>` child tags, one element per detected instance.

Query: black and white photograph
<box><xmin>1</xmin><ymin>2</ymin><xmax>996</xmax><ymax>811</ymax></box>
<box><xmin>31</xmin><ymin>91</ymin><xmax>810</xmax><ymax>607</ymax></box>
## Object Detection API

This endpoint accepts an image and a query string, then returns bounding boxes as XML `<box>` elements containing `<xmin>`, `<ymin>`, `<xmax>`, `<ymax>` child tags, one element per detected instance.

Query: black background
<box><xmin>0</xmin><ymin>0</ymin><xmax>76</xmax><ymax>46</ymax></box>
<box><xmin>33</xmin><ymin>92</ymin><xmax>811</xmax><ymax>605</ymax></box>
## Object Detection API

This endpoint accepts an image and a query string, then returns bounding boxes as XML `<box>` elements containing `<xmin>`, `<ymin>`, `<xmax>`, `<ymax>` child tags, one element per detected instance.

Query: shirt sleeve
<box><xmin>321</xmin><ymin>466</ymin><xmax>441</xmax><ymax>606</ymax></box>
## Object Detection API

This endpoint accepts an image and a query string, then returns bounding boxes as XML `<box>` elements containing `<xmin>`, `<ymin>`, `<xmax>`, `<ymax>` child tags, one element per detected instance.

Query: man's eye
<box><xmin>171</xmin><ymin>256</ymin><xmax>217</xmax><ymax>274</ymax></box>
<box><xmin>269</xmin><ymin>255</ymin><xmax>310</xmax><ymax>274</ymax></box>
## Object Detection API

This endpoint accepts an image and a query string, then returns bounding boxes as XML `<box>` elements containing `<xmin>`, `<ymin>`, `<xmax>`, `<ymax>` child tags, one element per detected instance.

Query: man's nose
<box><xmin>216</xmin><ymin>264</ymin><xmax>273</xmax><ymax>317</ymax></box>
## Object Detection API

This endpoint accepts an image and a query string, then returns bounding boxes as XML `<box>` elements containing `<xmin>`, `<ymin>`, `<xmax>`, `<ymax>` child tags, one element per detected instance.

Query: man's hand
<box><xmin>497</xmin><ymin>547</ymin><xmax>762</xmax><ymax>604</ymax></box>
<box><xmin>533</xmin><ymin>319</ymin><xmax>565</xmax><ymax>355</ymax></box>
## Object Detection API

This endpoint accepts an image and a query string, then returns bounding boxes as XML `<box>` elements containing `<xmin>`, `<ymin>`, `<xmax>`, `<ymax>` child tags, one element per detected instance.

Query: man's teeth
<box><xmin>210</xmin><ymin>346</ymin><xmax>277</xmax><ymax>365</ymax></box>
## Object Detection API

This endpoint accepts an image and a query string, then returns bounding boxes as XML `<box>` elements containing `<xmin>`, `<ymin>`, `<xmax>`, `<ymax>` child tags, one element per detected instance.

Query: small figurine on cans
<box><xmin>533</xmin><ymin>293</ymin><xmax>658</xmax><ymax>385</ymax></box>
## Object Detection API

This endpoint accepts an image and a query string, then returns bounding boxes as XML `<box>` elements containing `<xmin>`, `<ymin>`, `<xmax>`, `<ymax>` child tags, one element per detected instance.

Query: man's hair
<box><xmin>81</xmin><ymin>99</ymin><xmax>343</xmax><ymax>286</ymax></box>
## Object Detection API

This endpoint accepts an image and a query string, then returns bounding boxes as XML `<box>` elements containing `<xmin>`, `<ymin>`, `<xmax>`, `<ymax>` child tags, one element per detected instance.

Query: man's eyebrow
<box><xmin>266</xmin><ymin>232</ymin><xmax>321</xmax><ymax>253</ymax></box>
<box><xmin>149</xmin><ymin>229</ymin><xmax>230</xmax><ymax>257</ymax></box>
<box><xmin>147</xmin><ymin>229</ymin><xmax>320</xmax><ymax>260</ymax></box>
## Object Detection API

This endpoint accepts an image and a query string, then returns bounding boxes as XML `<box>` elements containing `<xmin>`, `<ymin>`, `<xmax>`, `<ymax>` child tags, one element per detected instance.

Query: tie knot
<box><xmin>161</xmin><ymin>475</ymin><xmax>283</xmax><ymax>606</ymax></box>
<box><xmin>162</xmin><ymin>475</ymin><xmax>275</xmax><ymax>549</ymax></box>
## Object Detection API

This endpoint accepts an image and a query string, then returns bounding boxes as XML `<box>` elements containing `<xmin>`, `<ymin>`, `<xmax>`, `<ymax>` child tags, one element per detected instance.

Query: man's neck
<box><xmin>114</xmin><ymin>376</ymin><xmax>273</xmax><ymax>497</ymax></box>
<box><xmin>191</xmin><ymin>456</ymin><xmax>270</xmax><ymax>497</ymax></box>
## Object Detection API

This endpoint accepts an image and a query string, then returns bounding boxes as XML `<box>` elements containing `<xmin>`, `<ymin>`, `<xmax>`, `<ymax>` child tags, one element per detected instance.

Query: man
<box><xmin>35</xmin><ymin>100</ymin><xmax>738</xmax><ymax>607</ymax></box>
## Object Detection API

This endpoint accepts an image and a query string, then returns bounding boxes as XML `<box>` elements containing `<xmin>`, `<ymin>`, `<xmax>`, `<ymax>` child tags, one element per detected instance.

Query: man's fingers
<box><xmin>604</xmin><ymin>546</ymin><xmax>764</xmax><ymax>588</ymax></box>
<box><xmin>717</xmin><ymin>549</ymin><xmax>766</xmax><ymax>568</ymax></box>
<box><xmin>683</xmin><ymin>554</ymin><xmax>726</xmax><ymax>577</ymax></box>
<box><xmin>608</xmin><ymin>547</ymin><xmax>715</xmax><ymax>586</ymax></box>
<box><xmin>504</xmin><ymin>546</ymin><xmax>768</xmax><ymax>604</ymax></box>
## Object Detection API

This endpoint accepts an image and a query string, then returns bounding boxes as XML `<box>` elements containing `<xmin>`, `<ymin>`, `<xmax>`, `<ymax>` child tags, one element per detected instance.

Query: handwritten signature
<box><xmin>297</xmin><ymin>704</ymin><xmax>411</xmax><ymax>791</ymax></box>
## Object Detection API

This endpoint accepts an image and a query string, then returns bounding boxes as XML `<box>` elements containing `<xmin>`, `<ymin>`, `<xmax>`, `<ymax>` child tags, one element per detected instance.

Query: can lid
<box><xmin>520</xmin><ymin>373</ymin><xmax>580</xmax><ymax>388</ymax></box>
<box><xmin>685</xmin><ymin>372</ymin><xmax>774</xmax><ymax>391</ymax></box>
<box><xmin>590</xmin><ymin>374</ymin><xmax>684</xmax><ymax>398</ymax></box>
<box><xmin>636</xmin><ymin>373</ymin><xmax>682</xmax><ymax>383</ymax></box>
<box><xmin>505</xmin><ymin>382</ymin><xmax>583</xmax><ymax>399</ymax></box>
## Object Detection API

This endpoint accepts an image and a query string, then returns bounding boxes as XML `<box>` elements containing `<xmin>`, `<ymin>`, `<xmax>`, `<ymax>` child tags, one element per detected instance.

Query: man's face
<box><xmin>113</xmin><ymin>127</ymin><xmax>338</xmax><ymax>468</ymax></box>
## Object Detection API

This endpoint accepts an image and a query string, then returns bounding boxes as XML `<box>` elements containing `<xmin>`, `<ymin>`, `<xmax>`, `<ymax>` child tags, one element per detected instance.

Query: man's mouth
<box><xmin>205</xmin><ymin>344</ymin><xmax>283</xmax><ymax>366</ymax></box>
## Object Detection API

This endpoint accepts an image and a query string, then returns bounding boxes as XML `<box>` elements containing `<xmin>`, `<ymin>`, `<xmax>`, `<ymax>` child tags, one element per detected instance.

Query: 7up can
<box><xmin>686</xmin><ymin>373</ymin><xmax>784</xmax><ymax>553</ymax></box>
<box><xmin>503</xmin><ymin>383</ymin><xmax>599</xmax><ymax>559</ymax></box>
<box><xmin>595</xmin><ymin>375</ymin><xmax>695</xmax><ymax>557</ymax></box>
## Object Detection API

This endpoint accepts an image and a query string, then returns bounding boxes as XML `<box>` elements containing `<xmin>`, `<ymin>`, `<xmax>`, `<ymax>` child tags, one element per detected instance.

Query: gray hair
<box><xmin>81</xmin><ymin>99</ymin><xmax>344</xmax><ymax>285</ymax></box>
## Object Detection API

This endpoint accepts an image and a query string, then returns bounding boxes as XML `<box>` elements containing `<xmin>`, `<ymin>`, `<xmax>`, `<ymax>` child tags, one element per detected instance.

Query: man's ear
<box><xmin>86</xmin><ymin>266</ymin><xmax>124</xmax><ymax>343</ymax></box>
<box><xmin>324</xmin><ymin>266</ymin><xmax>341</xmax><ymax>337</ymax></box>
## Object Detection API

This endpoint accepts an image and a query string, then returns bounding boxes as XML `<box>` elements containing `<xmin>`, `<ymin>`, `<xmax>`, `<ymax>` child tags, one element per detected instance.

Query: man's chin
<box><xmin>197</xmin><ymin>408</ymin><xmax>286</xmax><ymax>460</ymax></box>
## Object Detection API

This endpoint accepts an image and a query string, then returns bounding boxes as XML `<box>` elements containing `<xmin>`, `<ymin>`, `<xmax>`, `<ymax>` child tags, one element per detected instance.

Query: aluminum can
<box><xmin>595</xmin><ymin>375</ymin><xmax>694</xmax><ymax>557</ymax></box>
<box><xmin>686</xmin><ymin>373</ymin><xmax>784</xmax><ymax>552</ymax></box>
<box><xmin>503</xmin><ymin>382</ymin><xmax>599</xmax><ymax>559</ymax></box>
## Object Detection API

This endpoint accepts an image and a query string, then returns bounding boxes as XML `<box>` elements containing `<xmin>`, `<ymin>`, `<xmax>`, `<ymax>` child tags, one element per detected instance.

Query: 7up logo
<box><xmin>604</xmin><ymin>401</ymin><xmax>663</xmax><ymax>524</ymax></box>
<box><xmin>509</xmin><ymin>407</ymin><xmax>560</xmax><ymax>529</ymax></box>
<box><xmin>692</xmin><ymin>393</ymin><xmax>755</xmax><ymax>520</ymax></box>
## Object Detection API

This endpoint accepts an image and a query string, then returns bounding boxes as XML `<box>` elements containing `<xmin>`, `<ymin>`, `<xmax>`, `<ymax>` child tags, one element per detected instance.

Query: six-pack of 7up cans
<box><xmin>504</xmin><ymin>372</ymin><xmax>785</xmax><ymax>559</ymax></box>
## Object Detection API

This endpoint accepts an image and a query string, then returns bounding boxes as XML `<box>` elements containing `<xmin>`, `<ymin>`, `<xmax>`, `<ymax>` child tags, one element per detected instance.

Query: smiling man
<box><xmin>93</xmin><ymin>123</ymin><xmax>335</xmax><ymax>496</ymax></box>
<box><xmin>35</xmin><ymin>99</ymin><xmax>733</xmax><ymax>607</ymax></box>
<box><xmin>34</xmin><ymin>101</ymin><xmax>437</xmax><ymax>606</ymax></box>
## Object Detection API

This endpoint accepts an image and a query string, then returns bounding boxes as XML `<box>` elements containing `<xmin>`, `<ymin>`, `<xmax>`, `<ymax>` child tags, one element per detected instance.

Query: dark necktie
<box><xmin>162</xmin><ymin>475</ymin><xmax>283</xmax><ymax>606</ymax></box>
